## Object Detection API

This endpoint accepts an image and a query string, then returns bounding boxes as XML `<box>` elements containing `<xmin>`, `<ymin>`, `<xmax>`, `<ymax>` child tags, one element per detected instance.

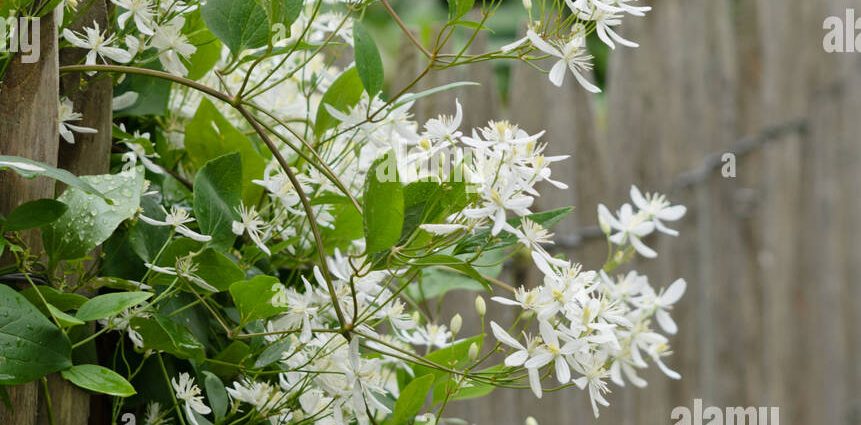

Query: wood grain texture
<box><xmin>0</xmin><ymin>11</ymin><xmax>60</xmax><ymax>425</ymax></box>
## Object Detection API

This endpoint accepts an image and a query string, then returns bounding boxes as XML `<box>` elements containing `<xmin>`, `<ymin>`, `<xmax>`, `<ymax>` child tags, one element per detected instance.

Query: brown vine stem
<box><xmin>58</xmin><ymin>64</ymin><xmax>351</xmax><ymax>336</ymax></box>
<box><xmin>380</xmin><ymin>0</ymin><xmax>432</xmax><ymax>59</ymax></box>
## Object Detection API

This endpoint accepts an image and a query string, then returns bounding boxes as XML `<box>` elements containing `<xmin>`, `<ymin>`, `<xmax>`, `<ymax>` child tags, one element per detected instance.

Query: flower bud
<box><xmin>468</xmin><ymin>342</ymin><xmax>479</xmax><ymax>360</ymax></box>
<box><xmin>522</xmin><ymin>0</ymin><xmax>532</xmax><ymax>11</ymax></box>
<box><xmin>598</xmin><ymin>214</ymin><xmax>611</xmax><ymax>235</ymax></box>
<box><xmin>525</xmin><ymin>417</ymin><xmax>539</xmax><ymax>425</ymax></box>
<box><xmin>475</xmin><ymin>296</ymin><xmax>486</xmax><ymax>316</ymax></box>
<box><xmin>450</xmin><ymin>314</ymin><xmax>463</xmax><ymax>335</ymax></box>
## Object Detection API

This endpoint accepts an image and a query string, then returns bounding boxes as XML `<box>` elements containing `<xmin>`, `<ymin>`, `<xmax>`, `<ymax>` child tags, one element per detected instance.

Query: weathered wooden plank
<box><xmin>0</xmin><ymin>10</ymin><xmax>60</xmax><ymax>425</ymax></box>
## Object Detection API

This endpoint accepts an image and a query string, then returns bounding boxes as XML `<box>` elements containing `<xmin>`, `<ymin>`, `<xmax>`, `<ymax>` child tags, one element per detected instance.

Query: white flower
<box><xmin>111</xmin><ymin>0</ymin><xmax>155</xmax><ymax>35</ymax></box>
<box><xmin>58</xmin><ymin>97</ymin><xmax>97</xmax><ymax>144</ymax></box>
<box><xmin>145</xmin><ymin>256</ymin><xmax>218</xmax><ymax>292</ymax></box>
<box><xmin>225</xmin><ymin>379</ymin><xmax>283</xmax><ymax>415</ymax></box>
<box><xmin>597</xmin><ymin>203</ymin><xmax>656</xmax><ymax>258</ymax></box>
<box><xmin>232</xmin><ymin>203</ymin><xmax>271</xmax><ymax>255</ymax></box>
<box><xmin>490</xmin><ymin>321</ymin><xmax>532</xmax><ymax>367</ymax></box>
<box><xmin>139</xmin><ymin>206</ymin><xmax>212</xmax><ymax>242</ymax></box>
<box><xmin>507</xmin><ymin>218</ymin><xmax>567</xmax><ymax>275</ymax></box>
<box><xmin>526</xmin><ymin>30</ymin><xmax>599</xmax><ymax>92</ymax></box>
<box><xmin>630</xmin><ymin>185</ymin><xmax>687</xmax><ymax>236</ymax></box>
<box><xmin>524</xmin><ymin>321</ymin><xmax>581</xmax><ymax>384</ymax></box>
<box><xmin>572</xmin><ymin>362</ymin><xmax>611</xmax><ymax>418</ymax></box>
<box><xmin>401</xmin><ymin>323</ymin><xmax>451</xmax><ymax>349</ymax></box>
<box><xmin>576</xmin><ymin>9</ymin><xmax>639</xmax><ymax>49</ymax></box>
<box><xmin>270</xmin><ymin>276</ymin><xmax>319</xmax><ymax>342</ymax></box>
<box><xmin>171</xmin><ymin>373</ymin><xmax>211</xmax><ymax>421</ymax></box>
<box><xmin>464</xmin><ymin>184</ymin><xmax>534</xmax><ymax>236</ymax></box>
<box><xmin>63</xmin><ymin>22</ymin><xmax>132</xmax><ymax>66</ymax></box>
<box><xmin>121</xmin><ymin>139</ymin><xmax>164</xmax><ymax>175</ymax></box>
<box><xmin>636</xmin><ymin>278</ymin><xmax>686</xmax><ymax>334</ymax></box>
<box><xmin>423</xmin><ymin>99</ymin><xmax>463</xmax><ymax>141</ymax></box>
<box><xmin>492</xmin><ymin>286</ymin><xmax>541</xmax><ymax>311</ymax></box>
<box><xmin>143</xmin><ymin>402</ymin><xmax>167</xmax><ymax>425</ymax></box>
<box><xmin>148</xmin><ymin>17</ymin><xmax>196</xmax><ymax>76</ymax></box>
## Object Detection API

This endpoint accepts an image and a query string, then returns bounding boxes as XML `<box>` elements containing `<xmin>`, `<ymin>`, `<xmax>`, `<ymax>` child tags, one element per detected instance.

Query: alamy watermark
<box><xmin>671</xmin><ymin>399</ymin><xmax>779</xmax><ymax>425</ymax></box>
<box><xmin>823</xmin><ymin>9</ymin><xmax>861</xmax><ymax>53</ymax></box>
<box><xmin>0</xmin><ymin>15</ymin><xmax>40</xmax><ymax>63</ymax></box>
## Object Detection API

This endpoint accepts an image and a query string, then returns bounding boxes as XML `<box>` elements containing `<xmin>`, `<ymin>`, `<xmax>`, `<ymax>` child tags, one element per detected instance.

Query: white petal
<box><xmin>555</xmin><ymin>357</ymin><xmax>570</xmax><ymax>383</ymax></box>
<box><xmin>528</xmin><ymin>368</ymin><xmax>543</xmax><ymax>398</ymax></box>
<box><xmin>658</xmin><ymin>205</ymin><xmax>687</xmax><ymax>221</ymax></box>
<box><xmin>655</xmin><ymin>309</ymin><xmax>677</xmax><ymax>335</ymax></box>
<box><xmin>490</xmin><ymin>321</ymin><xmax>525</xmax><ymax>350</ymax></box>
<box><xmin>630</xmin><ymin>236</ymin><xmax>657</xmax><ymax>258</ymax></box>
<box><xmin>661</xmin><ymin>279</ymin><xmax>686</xmax><ymax>305</ymax></box>
<box><xmin>630</xmin><ymin>185</ymin><xmax>648</xmax><ymax>210</ymax></box>
<box><xmin>571</xmin><ymin>68</ymin><xmax>602</xmax><ymax>93</ymax></box>
<box><xmin>548</xmin><ymin>60</ymin><xmax>567</xmax><ymax>87</ymax></box>
<box><xmin>505</xmin><ymin>350</ymin><xmax>529</xmax><ymax>367</ymax></box>
<box><xmin>526</xmin><ymin>30</ymin><xmax>561</xmax><ymax>57</ymax></box>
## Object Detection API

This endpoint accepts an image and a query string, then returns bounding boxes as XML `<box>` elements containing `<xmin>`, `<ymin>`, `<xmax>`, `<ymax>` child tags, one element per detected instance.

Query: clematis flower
<box><xmin>58</xmin><ymin>97</ymin><xmax>97</xmax><ymax>144</ymax></box>
<box><xmin>232</xmin><ymin>203</ymin><xmax>271</xmax><ymax>255</ymax></box>
<box><xmin>63</xmin><ymin>22</ymin><xmax>132</xmax><ymax>66</ymax></box>
<box><xmin>139</xmin><ymin>206</ymin><xmax>211</xmax><ymax>242</ymax></box>
<box><xmin>630</xmin><ymin>185</ymin><xmax>687</xmax><ymax>236</ymax></box>
<box><xmin>148</xmin><ymin>17</ymin><xmax>196</xmax><ymax>76</ymax></box>
<box><xmin>111</xmin><ymin>0</ymin><xmax>155</xmax><ymax>35</ymax></box>
<box><xmin>171</xmin><ymin>373</ymin><xmax>211</xmax><ymax>425</ymax></box>
<box><xmin>598</xmin><ymin>203</ymin><xmax>657</xmax><ymax>258</ymax></box>
<box><xmin>526</xmin><ymin>30</ymin><xmax>600</xmax><ymax>92</ymax></box>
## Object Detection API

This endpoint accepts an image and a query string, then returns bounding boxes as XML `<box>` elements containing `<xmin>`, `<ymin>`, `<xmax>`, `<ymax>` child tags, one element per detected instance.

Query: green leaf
<box><xmin>389</xmin><ymin>374</ymin><xmax>434</xmax><ymax>425</ymax></box>
<box><xmin>193</xmin><ymin>153</ymin><xmax>243</xmax><ymax>251</ymax></box>
<box><xmin>128</xmin><ymin>196</ymin><xmax>172</xmax><ymax>262</ymax></box>
<box><xmin>203</xmin><ymin>371</ymin><xmax>229</xmax><ymax>421</ymax></box>
<box><xmin>20</xmin><ymin>286</ymin><xmax>88</xmax><ymax>312</ymax></box>
<box><xmin>194</xmin><ymin>249</ymin><xmax>246</xmax><ymax>292</ymax></box>
<box><xmin>314</xmin><ymin>67</ymin><xmax>364</xmax><ymax>139</ymax></box>
<box><xmin>259</xmin><ymin>0</ymin><xmax>303</xmax><ymax>28</ymax></box>
<box><xmin>185</xmin><ymin>99</ymin><xmax>266</xmax><ymax>204</ymax></box>
<box><xmin>363</xmin><ymin>153</ymin><xmax>404</xmax><ymax>254</ymax></box>
<box><xmin>413</xmin><ymin>335</ymin><xmax>484</xmax><ymax>402</ymax></box>
<box><xmin>113</xmin><ymin>61</ymin><xmax>172</xmax><ymax>117</ymax></box>
<box><xmin>401</xmin><ymin>180</ymin><xmax>469</xmax><ymax>244</ymax></box>
<box><xmin>409</xmin><ymin>255</ymin><xmax>490</xmax><ymax>291</ymax></box>
<box><xmin>0</xmin><ymin>284</ymin><xmax>72</xmax><ymax>385</ymax></box>
<box><xmin>43</xmin><ymin>167</ymin><xmax>145</xmax><ymax>263</ymax></box>
<box><xmin>254</xmin><ymin>337</ymin><xmax>290</xmax><ymax>368</ymax></box>
<box><xmin>130</xmin><ymin>314</ymin><xmax>206</xmax><ymax>361</ymax></box>
<box><xmin>185</xmin><ymin>11</ymin><xmax>223</xmax><ymax>80</ymax></box>
<box><xmin>202</xmin><ymin>0</ymin><xmax>270</xmax><ymax>54</ymax></box>
<box><xmin>408</xmin><ymin>250</ymin><xmax>504</xmax><ymax>301</ymax></box>
<box><xmin>442</xmin><ymin>365</ymin><xmax>501</xmax><ymax>401</ymax></box>
<box><xmin>47</xmin><ymin>305</ymin><xmax>85</xmax><ymax>328</ymax></box>
<box><xmin>0</xmin><ymin>155</ymin><xmax>106</xmax><ymax>200</ymax></box>
<box><xmin>61</xmin><ymin>364</ymin><xmax>136</xmax><ymax>397</ymax></box>
<box><xmin>447</xmin><ymin>0</ymin><xmax>475</xmax><ymax>19</ymax></box>
<box><xmin>76</xmin><ymin>292</ymin><xmax>153</xmax><ymax>322</ymax></box>
<box><xmin>2</xmin><ymin>199</ymin><xmax>67</xmax><ymax>232</ymax></box>
<box><xmin>0</xmin><ymin>0</ymin><xmax>34</xmax><ymax>20</ymax></box>
<box><xmin>229</xmin><ymin>275</ymin><xmax>287</xmax><ymax>324</ymax></box>
<box><xmin>353</xmin><ymin>23</ymin><xmax>384</xmax><ymax>96</ymax></box>
<box><xmin>208</xmin><ymin>341</ymin><xmax>252</xmax><ymax>379</ymax></box>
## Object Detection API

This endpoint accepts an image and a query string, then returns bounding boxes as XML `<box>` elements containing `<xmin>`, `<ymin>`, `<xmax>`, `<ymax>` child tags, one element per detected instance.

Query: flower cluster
<box><xmin>44</xmin><ymin>0</ymin><xmax>687</xmax><ymax>424</ymax></box>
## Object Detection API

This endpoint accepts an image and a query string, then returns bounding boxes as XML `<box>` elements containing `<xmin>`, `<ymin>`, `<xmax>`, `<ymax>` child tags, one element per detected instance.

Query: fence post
<box><xmin>0</xmin><ymin>10</ymin><xmax>61</xmax><ymax>425</ymax></box>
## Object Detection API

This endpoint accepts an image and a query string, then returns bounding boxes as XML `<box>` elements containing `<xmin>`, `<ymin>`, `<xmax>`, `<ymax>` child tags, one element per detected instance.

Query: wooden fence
<box><xmin>400</xmin><ymin>0</ymin><xmax>861</xmax><ymax>423</ymax></box>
